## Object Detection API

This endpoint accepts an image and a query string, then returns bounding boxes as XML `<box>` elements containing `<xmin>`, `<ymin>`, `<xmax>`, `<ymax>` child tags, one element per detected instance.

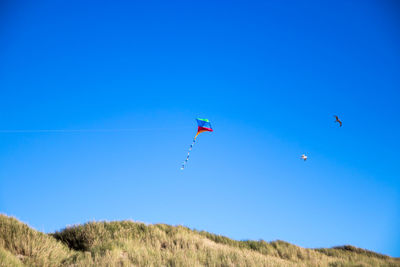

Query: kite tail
<box><xmin>181</xmin><ymin>137</ymin><xmax>197</xmax><ymax>170</ymax></box>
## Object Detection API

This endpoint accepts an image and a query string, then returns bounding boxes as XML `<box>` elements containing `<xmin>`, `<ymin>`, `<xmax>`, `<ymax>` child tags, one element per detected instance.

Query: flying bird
<box><xmin>334</xmin><ymin>115</ymin><xmax>342</xmax><ymax>127</ymax></box>
<box><xmin>300</xmin><ymin>154</ymin><xmax>307</xmax><ymax>161</ymax></box>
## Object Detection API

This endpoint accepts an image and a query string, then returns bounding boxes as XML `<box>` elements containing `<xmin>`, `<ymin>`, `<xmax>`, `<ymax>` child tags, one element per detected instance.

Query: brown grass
<box><xmin>0</xmin><ymin>214</ymin><xmax>399</xmax><ymax>266</ymax></box>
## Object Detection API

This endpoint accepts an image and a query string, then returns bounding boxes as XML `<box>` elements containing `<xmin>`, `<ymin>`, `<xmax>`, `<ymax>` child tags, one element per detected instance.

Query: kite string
<box><xmin>181</xmin><ymin>137</ymin><xmax>196</xmax><ymax>170</ymax></box>
<box><xmin>0</xmin><ymin>127</ymin><xmax>192</xmax><ymax>133</ymax></box>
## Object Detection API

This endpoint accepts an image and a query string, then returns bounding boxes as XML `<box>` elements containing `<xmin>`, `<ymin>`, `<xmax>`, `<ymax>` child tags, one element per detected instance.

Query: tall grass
<box><xmin>1</xmin><ymin>214</ymin><xmax>399</xmax><ymax>266</ymax></box>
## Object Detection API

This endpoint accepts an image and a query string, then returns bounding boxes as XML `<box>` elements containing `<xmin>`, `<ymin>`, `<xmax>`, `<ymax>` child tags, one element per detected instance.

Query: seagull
<box><xmin>300</xmin><ymin>154</ymin><xmax>307</xmax><ymax>161</ymax></box>
<box><xmin>334</xmin><ymin>115</ymin><xmax>342</xmax><ymax>127</ymax></box>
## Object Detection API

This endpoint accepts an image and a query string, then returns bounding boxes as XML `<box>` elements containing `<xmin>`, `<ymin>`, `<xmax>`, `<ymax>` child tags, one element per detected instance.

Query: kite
<box><xmin>300</xmin><ymin>154</ymin><xmax>308</xmax><ymax>161</ymax></box>
<box><xmin>181</xmin><ymin>118</ymin><xmax>213</xmax><ymax>170</ymax></box>
<box><xmin>334</xmin><ymin>115</ymin><xmax>342</xmax><ymax>127</ymax></box>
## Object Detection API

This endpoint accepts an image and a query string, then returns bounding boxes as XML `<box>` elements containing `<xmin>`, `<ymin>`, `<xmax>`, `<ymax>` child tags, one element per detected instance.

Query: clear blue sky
<box><xmin>1</xmin><ymin>0</ymin><xmax>399</xmax><ymax>257</ymax></box>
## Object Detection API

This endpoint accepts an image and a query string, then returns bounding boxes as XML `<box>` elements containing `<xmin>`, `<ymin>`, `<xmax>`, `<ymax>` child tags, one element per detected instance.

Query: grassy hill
<box><xmin>0</xmin><ymin>214</ymin><xmax>398</xmax><ymax>266</ymax></box>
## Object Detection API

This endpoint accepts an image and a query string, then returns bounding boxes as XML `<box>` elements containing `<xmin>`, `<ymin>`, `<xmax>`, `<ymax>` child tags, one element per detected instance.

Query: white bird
<box><xmin>300</xmin><ymin>154</ymin><xmax>308</xmax><ymax>161</ymax></box>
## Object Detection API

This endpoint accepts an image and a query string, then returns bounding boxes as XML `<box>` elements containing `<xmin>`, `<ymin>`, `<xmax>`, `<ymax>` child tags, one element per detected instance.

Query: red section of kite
<box><xmin>197</xmin><ymin>126</ymin><xmax>213</xmax><ymax>134</ymax></box>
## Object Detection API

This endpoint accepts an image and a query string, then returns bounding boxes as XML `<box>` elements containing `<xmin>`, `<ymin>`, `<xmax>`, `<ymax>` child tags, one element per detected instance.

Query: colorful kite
<box><xmin>181</xmin><ymin>118</ymin><xmax>213</xmax><ymax>170</ymax></box>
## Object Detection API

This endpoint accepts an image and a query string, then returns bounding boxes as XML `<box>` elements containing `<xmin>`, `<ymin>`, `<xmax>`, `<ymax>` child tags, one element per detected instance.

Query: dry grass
<box><xmin>0</xmin><ymin>214</ymin><xmax>72</xmax><ymax>266</ymax></box>
<box><xmin>0</xmin><ymin>214</ymin><xmax>399</xmax><ymax>266</ymax></box>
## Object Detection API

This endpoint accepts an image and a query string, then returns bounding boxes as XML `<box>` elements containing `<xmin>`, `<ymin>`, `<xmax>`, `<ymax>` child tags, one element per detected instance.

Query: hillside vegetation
<box><xmin>0</xmin><ymin>214</ymin><xmax>398</xmax><ymax>266</ymax></box>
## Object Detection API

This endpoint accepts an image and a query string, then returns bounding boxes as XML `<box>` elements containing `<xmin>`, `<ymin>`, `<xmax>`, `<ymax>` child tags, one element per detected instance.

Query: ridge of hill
<box><xmin>0</xmin><ymin>214</ymin><xmax>398</xmax><ymax>266</ymax></box>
